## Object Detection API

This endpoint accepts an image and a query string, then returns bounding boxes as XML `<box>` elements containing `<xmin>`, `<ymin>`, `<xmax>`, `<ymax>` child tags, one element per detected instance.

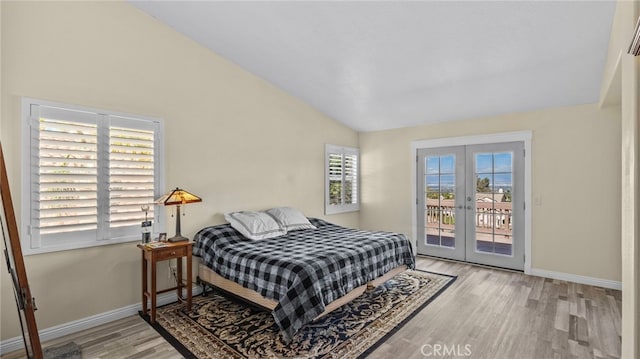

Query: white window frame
<box><xmin>325</xmin><ymin>144</ymin><xmax>360</xmax><ymax>215</ymax></box>
<box><xmin>21</xmin><ymin>98</ymin><xmax>165</xmax><ymax>255</ymax></box>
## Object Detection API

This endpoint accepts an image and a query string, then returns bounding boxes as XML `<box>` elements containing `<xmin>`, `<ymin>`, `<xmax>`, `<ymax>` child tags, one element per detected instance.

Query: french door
<box><xmin>417</xmin><ymin>142</ymin><xmax>524</xmax><ymax>271</ymax></box>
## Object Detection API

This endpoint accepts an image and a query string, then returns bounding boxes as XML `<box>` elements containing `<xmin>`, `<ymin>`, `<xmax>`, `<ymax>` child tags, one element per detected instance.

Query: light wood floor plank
<box><xmin>1</xmin><ymin>256</ymin><xmax>621</xmax><ymax>358</ymax></box>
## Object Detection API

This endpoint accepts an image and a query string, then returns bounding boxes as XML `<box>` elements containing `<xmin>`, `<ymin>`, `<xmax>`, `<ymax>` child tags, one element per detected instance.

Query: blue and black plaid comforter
<box><xmin>192</xmin><ymin>218</ymin><xmax>415</xmax><ymax>342</ymax></box>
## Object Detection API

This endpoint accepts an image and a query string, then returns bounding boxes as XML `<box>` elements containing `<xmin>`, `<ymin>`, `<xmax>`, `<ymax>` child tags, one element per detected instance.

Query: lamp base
<box><xmin>168</xmin><ymin>235</ymin><xmax>189</xmax><ymax>242</ymax></box>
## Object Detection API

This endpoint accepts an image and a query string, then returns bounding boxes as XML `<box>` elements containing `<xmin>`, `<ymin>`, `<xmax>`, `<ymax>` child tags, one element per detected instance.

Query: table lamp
<box><xmin>155</xmin><ymin>187</ymin><xmax>202</xmax><ymax>242</ymax></box>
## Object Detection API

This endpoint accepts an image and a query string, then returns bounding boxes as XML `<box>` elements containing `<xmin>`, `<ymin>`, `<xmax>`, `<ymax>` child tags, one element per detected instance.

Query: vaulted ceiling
<box><xmin>131</xmin><ymin>1</ymin><xmax>616</xmax><ymax>132</ymax></box>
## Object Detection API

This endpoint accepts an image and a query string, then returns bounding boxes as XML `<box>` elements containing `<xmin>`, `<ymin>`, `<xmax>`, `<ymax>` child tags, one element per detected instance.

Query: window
<box><xmin>21</xmin><ymin>98</ymin><xmax>164</xmax><ymax>254</ymax></box>
<box><xmin>325</xmin><ymin>144</ymin><xmax>359</xmax><ymax>214</ymax></box>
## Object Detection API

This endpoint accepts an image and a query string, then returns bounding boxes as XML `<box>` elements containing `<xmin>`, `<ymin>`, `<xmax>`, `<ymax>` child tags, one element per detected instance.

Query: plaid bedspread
<box><xmin>192</xmin><ymin>218</ymin><xmax>415</xmax><ymax>342</ymax></box>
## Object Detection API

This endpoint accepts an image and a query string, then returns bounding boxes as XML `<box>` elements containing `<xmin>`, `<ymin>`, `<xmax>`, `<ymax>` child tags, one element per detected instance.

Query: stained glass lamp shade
<box><xmin>155</xmin><ymin>187</ymin><xmax>202</xmax><ymax>242</ymax></box>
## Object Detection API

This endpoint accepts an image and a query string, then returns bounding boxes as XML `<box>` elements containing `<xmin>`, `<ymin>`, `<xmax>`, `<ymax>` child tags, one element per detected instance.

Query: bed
<box><xmin>193</xmin><ymin>217</ymin><xmax>415</xmax><ymax>342</ymax></box>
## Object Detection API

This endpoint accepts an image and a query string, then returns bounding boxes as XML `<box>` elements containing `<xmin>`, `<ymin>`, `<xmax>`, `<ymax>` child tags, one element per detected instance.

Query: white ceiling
<box><xmin>130</xmin><ymin>1</ymin><xmax>616</xmax><ymax>132</ymax></box>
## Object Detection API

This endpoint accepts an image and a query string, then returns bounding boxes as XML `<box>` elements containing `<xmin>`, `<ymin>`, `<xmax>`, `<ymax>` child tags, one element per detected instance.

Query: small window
<box><xmin>325</xmin><ymin>144</ymin><xmax>359</xmax><ymax>214</ymax></box>
<box><xmin>21</xmin><ymin>98</ymin><xmax>164</xmax><ymax>254</ymax></box>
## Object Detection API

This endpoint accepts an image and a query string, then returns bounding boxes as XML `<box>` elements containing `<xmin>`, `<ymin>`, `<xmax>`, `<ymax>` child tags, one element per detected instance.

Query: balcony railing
<box><xmin>425</xmin><ymin>198</ymin><xmax>513</xmax><ymax>239</ymax></box>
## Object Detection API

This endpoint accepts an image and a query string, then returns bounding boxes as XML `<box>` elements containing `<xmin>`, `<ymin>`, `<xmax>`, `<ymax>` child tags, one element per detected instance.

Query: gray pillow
<box><xmin>224</xmin><ymin>211</ymin><xmax>287</xmax><ymax>240</ymax></box>
<box><xmin>266</xmin><ymin>207</ymin><xmax>317</xmax><ymax>232</ymax></box>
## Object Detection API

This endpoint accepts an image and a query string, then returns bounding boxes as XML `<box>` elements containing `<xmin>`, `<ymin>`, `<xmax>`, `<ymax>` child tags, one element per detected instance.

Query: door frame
<box><xmin>411</xmin><ymin>131</ymin><xmax>532</xmax><ymax>274</ymax></box>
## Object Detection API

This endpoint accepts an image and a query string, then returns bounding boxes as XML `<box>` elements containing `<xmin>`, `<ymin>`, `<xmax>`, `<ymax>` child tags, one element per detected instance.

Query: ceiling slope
<box><xmin>131</xmin><ymin>1</ymin><xmax>616</xmax><ymax>132</ymax></box>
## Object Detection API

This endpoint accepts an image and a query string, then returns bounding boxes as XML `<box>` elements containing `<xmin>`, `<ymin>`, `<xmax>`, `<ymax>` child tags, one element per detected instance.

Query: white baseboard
<box><xmin>530</xmin><ymin>268</ymin><xmax>622</xmax><ymax>290</ymax></box>
<box><xmin>0</xmin><ymin>287</ymin><xmax>202</xmax><ymax>355</ymax></box>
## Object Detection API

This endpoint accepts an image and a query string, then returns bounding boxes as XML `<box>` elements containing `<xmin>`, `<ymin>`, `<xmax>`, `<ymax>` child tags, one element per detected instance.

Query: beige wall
<box><xmin>607</xmin><ymin>0</ymin><xmax>640</xmax><ymax>357</ymax></box>
<box><xmin>601</xmin><ymin>1</ymin><xmax>640</xmax><ymax>357</ymax></box>
<box><xmin>359</xmin><ymin>104</ymin><xmax>622</xmax><ymax>281</ymax></box>
<box><xmin>0</xmin><ymin>1</ymin><xmax>358</xmax><ymax>340</ymax></box>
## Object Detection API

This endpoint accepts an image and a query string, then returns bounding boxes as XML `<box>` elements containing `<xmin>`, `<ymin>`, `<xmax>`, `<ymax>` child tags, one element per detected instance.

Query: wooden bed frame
<box><xmin>197</xmin><ymin>263</ymin><xmax>408</xmax><ymax>319</ymax></box>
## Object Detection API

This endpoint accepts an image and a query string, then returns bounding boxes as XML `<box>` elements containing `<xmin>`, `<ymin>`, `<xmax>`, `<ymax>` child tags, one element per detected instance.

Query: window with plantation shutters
<box><xmin>22</xmin><ymin>98</ymin><xmax>164</xmax><ymax>254</ymax></box>
<box><xmin>325</xmin><ymin>144</ymin><xmax>359</xmax><ymax>214</ymax></box>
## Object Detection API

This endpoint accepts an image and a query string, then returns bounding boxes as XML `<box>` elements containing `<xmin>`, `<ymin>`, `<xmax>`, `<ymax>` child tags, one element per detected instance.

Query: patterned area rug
<box><xmin>143</xmin><ymin>270</ymin><xmax>455</xmax><ymax>359</ymax></box>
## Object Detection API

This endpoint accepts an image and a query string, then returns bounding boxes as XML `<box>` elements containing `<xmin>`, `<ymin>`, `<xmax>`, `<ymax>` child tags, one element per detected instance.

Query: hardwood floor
<box><xmin>371</xmin><ymin>257</ymin><xmax>621</xmax><ymax>359</ymax></box>
<box><xmin>1</xmin><ymin>256</ymin><xmax>622</xmax><ymax>359</ymax></box>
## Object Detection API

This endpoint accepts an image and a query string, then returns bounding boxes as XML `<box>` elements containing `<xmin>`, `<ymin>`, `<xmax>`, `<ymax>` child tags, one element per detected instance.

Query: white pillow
<box><xmin>224</xmin><ymin>211</ymin><xmax>287</xmax><ymax>240</ymax></box>
<box><xmin>266</xmin><ymin>207</ymin><xmax>317</xmax><ymax>232</ymax></box>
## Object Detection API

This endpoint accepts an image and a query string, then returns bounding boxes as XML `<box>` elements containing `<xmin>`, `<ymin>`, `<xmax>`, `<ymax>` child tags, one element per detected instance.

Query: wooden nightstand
<box><xmin>138</xmin><ymin>241</ymin><xmax>192</xmax><ymax>322</ymax></box>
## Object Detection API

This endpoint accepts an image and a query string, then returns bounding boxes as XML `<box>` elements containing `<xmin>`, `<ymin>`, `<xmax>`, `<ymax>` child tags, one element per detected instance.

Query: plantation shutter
<box><xmin>328</xmin><ymin>153</ymin><xmax>343</xmax><ymax>205</ymax></box>
<box><xmin>108</xmin><ymin>116</ymin><xmax>157</xmax><ymax>239</ymax></box>
<box><xmin>325</xmin><ymin>145</ymin><xmax>359</xmax><ymax>214</ymax></box>
<box><xmin>26</xmin><ymin>101</ymin><xmax>162</xmax><ymax>251</ymax></box>
<box><xmin>29</xmin><ymin>105</ymin><xmax>100</xmax><ymax>247</ymax></box>
<box><xmin>344</xmin><ymin>153</ymin><xmax>358</xmax><ymax>205</ymax></box>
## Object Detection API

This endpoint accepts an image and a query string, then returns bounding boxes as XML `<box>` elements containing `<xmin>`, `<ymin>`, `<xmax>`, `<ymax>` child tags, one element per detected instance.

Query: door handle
<box><xmin>457</xmin><ymin>205</ymin><xmax>464</xmax><ymax>209</ymax></box>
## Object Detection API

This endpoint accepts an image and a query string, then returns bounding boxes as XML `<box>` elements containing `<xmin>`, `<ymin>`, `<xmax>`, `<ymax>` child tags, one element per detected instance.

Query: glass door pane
<box><xmin>473</xmin><ymin>151</ymin><xmax>513</xmax><ymax>256</ymax></box>
<box><xmin>425</xmin><ymin>156</ymin><xmax>456</xmax><ymax>248</ymax></box>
